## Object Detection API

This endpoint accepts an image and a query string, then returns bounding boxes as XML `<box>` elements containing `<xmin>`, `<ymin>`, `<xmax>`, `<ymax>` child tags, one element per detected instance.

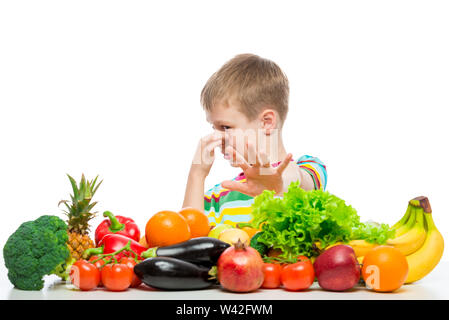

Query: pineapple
<box><xmin>59</xmin><ymin>174</ymin><xmax>103</xmax><ymax>260</ymax></box>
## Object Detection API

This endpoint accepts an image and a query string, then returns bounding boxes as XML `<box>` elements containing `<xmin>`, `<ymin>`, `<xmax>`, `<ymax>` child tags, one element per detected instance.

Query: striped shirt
<box><xmin>204</xmin><ymin>155</ymin><xmax>327</xmax><ymax>227</ymax></box>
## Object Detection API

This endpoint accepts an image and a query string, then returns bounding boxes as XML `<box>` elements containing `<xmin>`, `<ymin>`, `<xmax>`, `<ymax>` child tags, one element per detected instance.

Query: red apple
<box><xmin>313</xmin><ymin>244</ymin><xmax>360</xmax><ymax>291</ymax></box>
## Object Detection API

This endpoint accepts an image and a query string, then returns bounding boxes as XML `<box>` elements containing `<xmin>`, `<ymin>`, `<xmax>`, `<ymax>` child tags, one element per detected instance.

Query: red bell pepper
<box><xmin>84</xmin><ymin>234</ymin><xmax>148</xmax><ymax>261</ymax></box>
<box><xmin>95</xmin><ymin>211</ymin><xmax>141</xmax><ymax>245</ymax></box>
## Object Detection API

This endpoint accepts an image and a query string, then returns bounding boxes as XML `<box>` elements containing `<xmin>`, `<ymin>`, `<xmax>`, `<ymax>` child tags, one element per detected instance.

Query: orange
<box><xmin>361</xmin><ymin>245</ymin><xmax>408</xmax><ymax>292</ymax></box>
<box><xmin>179</xmin><ymin>207</ymin><xmax>210</xmax><ymax>238</ymax></box>
<box><xmin>145</xmin><ymin>210</ymin><xmax>191</xmax><ymax>247</ymax></box>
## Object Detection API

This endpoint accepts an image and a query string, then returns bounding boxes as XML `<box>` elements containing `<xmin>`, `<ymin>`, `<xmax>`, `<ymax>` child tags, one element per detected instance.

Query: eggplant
<box><xmin>141</xmin><ymin>237</ymin><xmax>230</xmax><ymax>266</ymax></box>
<box><xmin>134</xmin><ymin>257</ymin><xmax>215</xmax><ymax>290</ymax></box>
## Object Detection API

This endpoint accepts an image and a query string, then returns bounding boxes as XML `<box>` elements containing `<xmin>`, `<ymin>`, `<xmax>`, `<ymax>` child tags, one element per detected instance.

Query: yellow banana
<box><xmin>357</xmin><ymin>256</ymin><xmax>364</xmax><ymax>265</ymax></box>
<box><xmin>393</xmin><ymin>205</ymin><xmax>417</xmax><ymax>237</ymax></box>
<box><xmin>391</xmin><ymin>204</ymin><xmax>412</xmax><ymax>235</ymax></box>
<box><xmin>348</xmin><ymin>239</ymin><xmax>378</xmax><ymax>257</ymax></box>
<box><xmin>405</xmin><ymin>197</ymin><xmax>444</xmax><ymax>284</ymax></box>
<box><xmin>357</xmin><ymin>256</ymin><xmax>364</xmax><ymax>281</ymax></box>
<box><xmin>324</xmin><ymin>242</ymin><xmax>343</xmax><ymax>250</ymax></box>
<box><xmin>386</xmin><ymin>206</ymin><xmax>426</xmax><ymax>255</ymax></box>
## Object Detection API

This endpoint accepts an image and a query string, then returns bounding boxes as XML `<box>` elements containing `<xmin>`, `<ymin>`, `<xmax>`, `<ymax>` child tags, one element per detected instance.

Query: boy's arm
<box><xmin>297</xmin><ymin>155</ymin><xmax>328</xmax><ymax>191</ymax></box>
<box><xmin>283</xmin><ymin>157</ymin><xmax>327</xmax><ymax>192</ymax></box>
<box><xmin>182</xmin><ymin>131</ymin><xmax>224</xmax><ymax>211</ymax></box>
<box><xmin>279</xmin><ymin>162</ymin><xmax>315</xmax><ymax>192</ymax></box>
<box><xmin>182</xmin><ymin>167</ymin><xmax>207</xmax><ymax>211</ymax></box>
<box><xmin>298</xmin><ymin>168</ymin><xmax>315</xmax><ymax>191</ymax></box>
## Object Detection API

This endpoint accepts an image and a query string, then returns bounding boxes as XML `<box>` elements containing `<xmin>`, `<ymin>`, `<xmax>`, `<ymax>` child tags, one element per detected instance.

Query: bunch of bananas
<box><xmin>349</xmin><ymin>196</ymin><xmax>444</xmax><ymax>284</ymax></box>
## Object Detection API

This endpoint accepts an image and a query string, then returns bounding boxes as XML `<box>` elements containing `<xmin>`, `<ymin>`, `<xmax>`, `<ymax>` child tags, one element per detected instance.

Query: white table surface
<box><xmin>1</xmin><ymin>256</ymin><xmax>448</xmax><ymax>300</ymax></box>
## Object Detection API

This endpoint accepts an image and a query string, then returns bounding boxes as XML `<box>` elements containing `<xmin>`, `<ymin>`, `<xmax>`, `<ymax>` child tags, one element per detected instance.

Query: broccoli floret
<box><xmin>3</xmin><ymin>215</ymin><xmax>73</xmax><ymax>290</ymax></box>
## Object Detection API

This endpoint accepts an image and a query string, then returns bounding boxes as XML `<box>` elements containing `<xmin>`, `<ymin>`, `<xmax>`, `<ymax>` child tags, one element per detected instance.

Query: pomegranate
<box><xmin>217</xmin><ymin>239</ymin><xmax>264</xmax><ymax>292</ymax></box>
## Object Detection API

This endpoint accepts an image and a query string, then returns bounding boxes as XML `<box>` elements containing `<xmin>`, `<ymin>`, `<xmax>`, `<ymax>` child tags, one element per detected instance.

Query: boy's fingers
<box><xmin>221</xmin><ymin>180</ymin><xmax>251</xmax><ymax>195</ymax></box>
<box><xmin>225</xmin><ymin>146</ymin><xmax>250</xmax><ymax>170</ymax></box>
<box><xmin>202</xmin><ymin>131</ymin><xmax>224</xmax><ymax>144</ymax></box>
<box><xmin>276</xmin><ymin>153</ymin><xmax>293</xmax><ymax>174</ymax></box>
<box><xmin>258</xmin><ymin>150</ymin><xmax>271</xmax><ymax>168</ymax></box>
<box><xmin>242</xmin><ymin>136</ymin><xmax>250</xmax><ymax>163</ymax></box>
<box><xmin>205</xmin><ymin>140</ymin><xmax>222</xmax><ymax>153</ymax></box>
<box><xmin>202</xmin><ymin>140</ymin><xmax>222</xmax><ymax>163</ymax></box>
<box><xmin>246</xmin><ymin>141</ymin><xmax>258</xmax><ymax>166</ymax></box>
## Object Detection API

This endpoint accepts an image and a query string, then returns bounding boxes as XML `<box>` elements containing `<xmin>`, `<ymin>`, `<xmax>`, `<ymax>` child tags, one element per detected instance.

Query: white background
<box><xmin>0</xmin><ymin>1</ymin><xmax>448</xmax><ymax>263</ymax></box>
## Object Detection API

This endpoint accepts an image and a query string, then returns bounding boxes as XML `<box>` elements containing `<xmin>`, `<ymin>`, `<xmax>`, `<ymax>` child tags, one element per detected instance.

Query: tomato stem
<box><xmin>83</xmin><ymin>246</ymin><xmax>104</xmax><ymax>258</ymax></box>
<box><xmin>89</xmin><ymin>240</ymin><xmax>141</xmax><ymax>265</ymax></box>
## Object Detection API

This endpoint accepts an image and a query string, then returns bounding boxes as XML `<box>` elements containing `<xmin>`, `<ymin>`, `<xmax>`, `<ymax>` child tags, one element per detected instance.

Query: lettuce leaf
<box><xmin>250</xmin><ymin>182</ymin><xmax>394</xmax><ymax>259</ymax></box>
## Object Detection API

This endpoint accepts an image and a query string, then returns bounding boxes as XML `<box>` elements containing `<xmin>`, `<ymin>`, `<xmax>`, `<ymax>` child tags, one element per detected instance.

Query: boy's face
<box><xmin>205</xmin><ymin>101</ymin><xmax>267</xmax><ymax>159</ymax></box>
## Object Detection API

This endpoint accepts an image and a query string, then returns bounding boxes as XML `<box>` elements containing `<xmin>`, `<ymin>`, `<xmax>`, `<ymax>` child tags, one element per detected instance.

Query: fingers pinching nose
<box><xmin>259</xmin><ymin>151</ymin><xmax>271</xmax><ymax>168</ymax></box>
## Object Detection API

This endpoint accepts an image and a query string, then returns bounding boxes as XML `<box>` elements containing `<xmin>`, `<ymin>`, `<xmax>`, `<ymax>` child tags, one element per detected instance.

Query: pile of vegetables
<box><xmin>83</xmin><ymin>237</ymin><xmax>230</xmax><ymax>291</ymax></box>
<box><xmin>249</xmin><ymin>181</ymin><xmax>394</xmax><ymax>260</ymax></box>
<box><xmin>2</xmin><ymin>177</ymin><xmax>403</xmax><ymax>294</ymax></box>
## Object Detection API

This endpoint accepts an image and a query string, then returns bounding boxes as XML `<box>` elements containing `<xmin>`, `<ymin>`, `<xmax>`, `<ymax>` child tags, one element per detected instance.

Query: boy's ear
<box><xmin>260</xmin><ymin>109</ymin><xmax>277</xmax><ymax>135</ymax></box>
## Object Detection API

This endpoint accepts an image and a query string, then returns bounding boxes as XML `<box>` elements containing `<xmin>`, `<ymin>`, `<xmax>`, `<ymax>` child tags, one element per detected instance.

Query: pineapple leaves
<box><xmin>60</xmin><ymin>174</ymin><xmax>103</xmax><ymax>234</ymax></box>
<box><xmin>90</xmin><ymin>175</ymin><xmax>103</xmax><ymax>196</ymax></box>
<box><xmin>67</xmin><ymin>174</ymin><xmax>79</xmax><ymax>200</ymax></box>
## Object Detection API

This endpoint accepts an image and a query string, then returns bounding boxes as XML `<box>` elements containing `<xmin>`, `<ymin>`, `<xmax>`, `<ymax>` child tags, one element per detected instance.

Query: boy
<box><xmin>182</xmin><ymin>54</ymin><xmax>327</xmax><ymax>227</ymax></box>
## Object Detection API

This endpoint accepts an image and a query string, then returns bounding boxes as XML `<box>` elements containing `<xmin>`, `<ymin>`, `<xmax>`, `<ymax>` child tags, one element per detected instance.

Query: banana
<box><xmin>393</xmin><ymin>205</ymin><xmax>417</xmax><ymax>237</ymax></box>
<box><xmin>347</xmin><ymin>197</ymin><xmax>443</xmax><ymax>285</ymax></box>
<box><xmin>386</xmin><ymin>206</ymin><xmax>426</xmax><ymax>255</ymax></box>
<box><xmin>405</xmin><ymin>196</ymin><xmax>444</xmax><ymax>284</ymax></box>
<box><xmin>324</xmin><ymin>242</ymin><xmax>343</xmax><ymax>250</ymax></box>
<box><xmin>391</xmin><ymin>205</ymin><xmax>412</xmax><ymax>236</ymax></box>
<box><xmin>357</xmin><ymin>256</ymin><xmax>364</xmax><ymax>265</ymax></box>
<box><xmin>347</xmin><ymin>206</ymin><xmax>417</xmax><ymax>257</ymax></box>
<box><xmin>391</xmin><ymin>205</ymin><xmax>409</xmax><ymax>229</ymax></box>
<box><xmin>350</xmin><ymin>199</ymin><xmax>428</xmax><ymax>257</ymax></box>
<box><xmin>348</xmin><ymin>239</ymin><xmax>378</xmax><ymax>257</ymax></box>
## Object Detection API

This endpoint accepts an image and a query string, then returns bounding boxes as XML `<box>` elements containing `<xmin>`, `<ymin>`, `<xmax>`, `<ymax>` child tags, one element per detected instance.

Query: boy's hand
<box><xmin>191</xmin><ymin>131</ymin><xmax>225</xmax><ymax>177</ymax></box>
<box><xmin>221</xmin><ymin>141</ymin><xmax>293</xmax><ymax>197</ymax></box>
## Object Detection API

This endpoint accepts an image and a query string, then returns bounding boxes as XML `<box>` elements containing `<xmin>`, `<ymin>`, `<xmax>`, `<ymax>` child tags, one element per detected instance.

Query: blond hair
<box><xmin>200</xmin><ymin>54</ymin><xmax>289</xmax><ymax>125</ymax></box>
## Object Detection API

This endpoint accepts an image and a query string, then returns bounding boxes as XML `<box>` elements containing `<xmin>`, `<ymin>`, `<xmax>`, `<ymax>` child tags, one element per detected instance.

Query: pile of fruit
<box><xmin>2</xmin><ymin>174</ymin><xmax>445</xmax><ymax>294</ymax></box>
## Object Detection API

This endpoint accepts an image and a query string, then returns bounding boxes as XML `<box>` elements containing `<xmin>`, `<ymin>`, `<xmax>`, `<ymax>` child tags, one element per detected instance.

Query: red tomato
<box><xmin>101</xmin><ymin>263</ymin><xmax>133</xmax><ymax>291</ymax></box>
<box><xmin>88</xmin><ymin>256</ymin><xmax>108</xmax><ymax>286</ymax></box>
<box><xmin>88</xmin><ymin>255</ymin><xmax>107</xmax><ymax>269</ymax></box>
<box><xmin>119</xmin><ymin>257</ymin><xmax>142</xmax><ymax>288</ymax></box>
<box><xmin>297</xmin><ymin>256</ymin><xmax>310</xmax><ymax>262</ymax></box>
<box><xmin>70</xmin><ymin>259</ymin><xmax>100</xmax><ymax>291</ymax></box>
<box><xmin>262</xmin><ymin>263</ymin><xmax>282</xmax><ymax>289</ymax></box>
<box><xmin>281</xmin><ymin>258</ymin><xmax>315</xmax><ymax>291</ymax></box>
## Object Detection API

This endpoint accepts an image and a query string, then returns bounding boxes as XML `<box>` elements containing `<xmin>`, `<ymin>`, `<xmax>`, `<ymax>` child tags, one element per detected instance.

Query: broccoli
<box><xmin>3</xmin><ymin>215</ymin><xmax>74</xmax><ymax>290</ymax></box>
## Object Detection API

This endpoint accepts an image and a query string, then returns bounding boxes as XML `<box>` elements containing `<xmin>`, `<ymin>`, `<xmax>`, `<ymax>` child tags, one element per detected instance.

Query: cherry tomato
<box><xmin>88</xmin><ymin>255</ymin><xmax>109</xmax><ymax>286</ymax></box>
<box><xmin>88</xmin><ymin>255</ymin><xmax>107</xmax><ymax>269</ymax></box>
<box><xmin>297</xmin><ymin>256</ymin><xmax>310</xmax><ymax>262</ymax></box>
<box><xmin>101</xmin><ymin>263</ymin><xmax>133</xmax><ymax>291</ymax></box>
<box><xmin>119</xmin><ymin>257</ymin><xmax>142</xmax><ymax>288</ymax></box>
<box><xmin>70</xmin><ymin>259</ymin><xmax>100</xmax><ymax>291</ymax></box>
<box><xmin>262</xmin><ymin>263</ymin><xmax>282</xmax><ymax>289</ymax></box>
<box><xmin>281</xmin><ymin>258</ymin><xmax>315</xmax><ymax>291</ymax></box>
